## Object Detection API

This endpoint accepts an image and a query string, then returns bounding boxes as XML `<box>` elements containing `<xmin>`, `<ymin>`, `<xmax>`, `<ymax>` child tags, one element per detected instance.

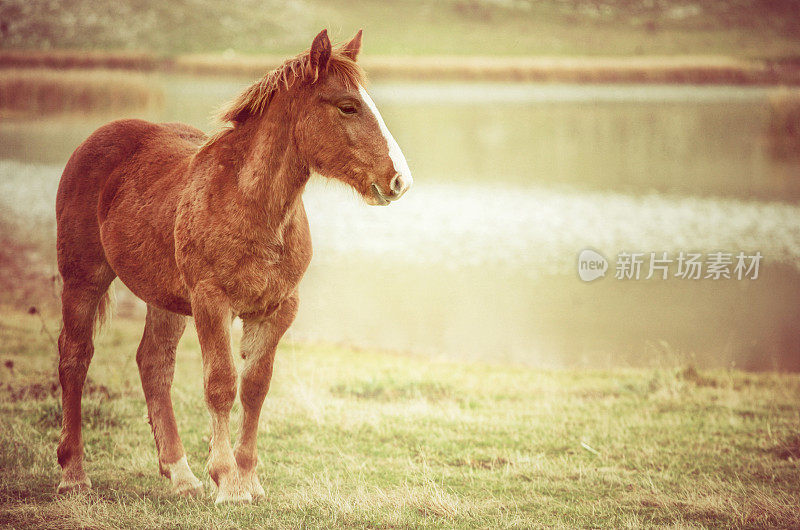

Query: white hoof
<box><xmin>174</xmin><ymin>478</ymin><xmax>204</xmax><ymax>498</ymax></box>
<box><xmin>239</xmin><ymin>470</ymin><xmax>265</xmax><ymax>501</ymax></box>
<box><xmin>167</xmin><ymin>456</ymin><xmax>204</xmax><ymax>497</ymax></box>
<box><xmin>214</xmin><ymin>489</ymin><xmax>253</xmax><ymax>505</ymax></box>
<box><xmin>57</xmin><ymin>476</ymin><xmax>91</xmax><ymax>494</ymax></box>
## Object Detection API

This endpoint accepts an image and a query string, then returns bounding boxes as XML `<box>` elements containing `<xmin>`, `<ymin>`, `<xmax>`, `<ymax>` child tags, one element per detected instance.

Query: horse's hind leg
<box><xmin>57</xmin><ymin>270</ymin><xmax>114</xmax><ymax>493</ymax></box>
<box><xmin>136</xmin><ymin>304</ymin><xmax>202</xmax><ymax>496</ymax></box>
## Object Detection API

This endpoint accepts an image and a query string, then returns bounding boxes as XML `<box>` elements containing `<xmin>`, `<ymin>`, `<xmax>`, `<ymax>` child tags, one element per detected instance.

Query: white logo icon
<box><xmin>578</xmin><ymin>249</ymin><xmax>608</xmax><ymax>282</ymax></box>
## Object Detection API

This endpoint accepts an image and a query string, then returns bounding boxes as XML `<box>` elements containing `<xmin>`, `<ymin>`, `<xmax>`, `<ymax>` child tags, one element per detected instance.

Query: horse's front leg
<box><xmin>235</xmin><ymin>294</ymin><xmax>299</xmax><ymax>500</ymax></box>
<box><xmin>191</xmin><ymin>283</ymin><xmax>249</xmax><ymax>504</ymax></box>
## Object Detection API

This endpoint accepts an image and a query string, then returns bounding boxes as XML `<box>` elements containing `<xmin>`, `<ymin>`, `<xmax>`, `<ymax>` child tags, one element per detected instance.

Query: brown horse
<box><xmin>54</xmin><ymin>29</ymin><xmax>412</xmax><ymax>504</ymax></box>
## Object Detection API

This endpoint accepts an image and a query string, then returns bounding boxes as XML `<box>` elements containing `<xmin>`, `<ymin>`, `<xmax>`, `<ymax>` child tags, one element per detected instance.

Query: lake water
<box><xmin>1</xmin><ymin>75</ymin><xmax>799</xmax><ymax>370</ymax></box>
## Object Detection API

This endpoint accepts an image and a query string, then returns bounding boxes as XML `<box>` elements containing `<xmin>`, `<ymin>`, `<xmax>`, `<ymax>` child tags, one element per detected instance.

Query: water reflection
<box><xmin>1</xmin><ymin>77</ymin><xmax>798</xmax><ymax>370</ymax></box>
<box><xmin>369</xmin><ymin>84</ymin><xmax>800</xmax><ymax>201</ymax></box>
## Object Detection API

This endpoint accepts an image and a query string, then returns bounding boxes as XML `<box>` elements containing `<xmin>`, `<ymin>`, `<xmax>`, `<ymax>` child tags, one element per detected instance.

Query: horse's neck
<box><xmin>215</xmin><ymin>114</ymin><xmax>309</xmax><ymax>236</ymax></box>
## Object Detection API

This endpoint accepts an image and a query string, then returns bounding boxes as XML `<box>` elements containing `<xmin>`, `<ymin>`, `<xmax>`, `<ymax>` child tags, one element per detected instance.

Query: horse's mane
<box><xmin>217</xmin><ymin>46</ymin><xmax>365</xmax><ymax>127</ymax></box>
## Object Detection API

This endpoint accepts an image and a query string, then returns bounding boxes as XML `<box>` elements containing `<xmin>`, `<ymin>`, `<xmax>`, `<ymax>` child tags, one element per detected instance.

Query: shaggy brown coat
<box><xmin>54</xmin><ymin>29</ymin><xmax>410</xmax><ymax>503</ymax></box>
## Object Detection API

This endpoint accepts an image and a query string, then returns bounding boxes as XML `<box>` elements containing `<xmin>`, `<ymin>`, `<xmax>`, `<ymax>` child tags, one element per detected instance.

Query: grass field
<box><xmin>0</xmin><ymin>306</ymin><xmax>798</xmax><ymax>528</ymax></box>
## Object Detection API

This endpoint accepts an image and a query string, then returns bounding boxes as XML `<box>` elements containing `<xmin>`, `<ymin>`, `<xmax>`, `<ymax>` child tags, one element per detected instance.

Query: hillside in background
<box><xmin>1</xmin><ymin>0</ymin><xmax>800</xmax><ymax>59</ymax></box>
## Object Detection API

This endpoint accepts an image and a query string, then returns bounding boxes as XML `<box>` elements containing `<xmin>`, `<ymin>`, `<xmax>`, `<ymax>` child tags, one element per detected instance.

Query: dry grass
<box><xmin>767</xmin><ymin>88</ymin><xmax>800</xmax><ymax>159</ymax></box>
<box><xmin>361</xmin><ymin>55</ymin><xmax>800</xmax><ymax>84</ymax></box>
<box><xmin>0</xmin><ymin>68</ymin><xmax>163</xmax><ymax>116</ymax></box>
<box><xmin>173</xmin><ymin>54</ymin><xmax>800</xmax><ymax>84</ymax></box>
<box><xmin>0</xmin><ymin>50</ymin><xmax>161</xmax><ymax>71</ymax></box>
<box><xmin>0</xmin><ymin>303</ymin><xmax>799</xmax><ymax>528</ymax></box>
<box><xmin>3</xmin><ymin>51</ymin><xmax>800</xmax><ymax>85</ymax></box>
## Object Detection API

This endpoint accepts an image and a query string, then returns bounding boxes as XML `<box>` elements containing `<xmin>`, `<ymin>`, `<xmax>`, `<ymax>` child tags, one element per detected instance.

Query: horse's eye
<box><xmin>338</xmin><ymin>104</ymin><xmax>357</xmax><ymax>116</ymax></box>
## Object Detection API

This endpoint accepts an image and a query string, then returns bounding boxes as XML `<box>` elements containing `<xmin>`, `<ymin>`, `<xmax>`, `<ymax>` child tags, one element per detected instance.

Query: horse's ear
<box><xmin>342</xmin><ymin>29</ymin><xmax>362</xmax><ymax>61</ymax></box>
<box><xmin>309</xmin><ymin>29</ymin><xmax>331</xmax><ymax>78</ymax></box>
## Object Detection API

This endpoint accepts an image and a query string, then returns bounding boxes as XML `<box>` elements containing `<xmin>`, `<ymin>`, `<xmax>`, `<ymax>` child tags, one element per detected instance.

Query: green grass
<box><xmin>2</xmin><ymin>0</ymin><xmax>800</xmax><ymax>60</ymax></box>
<box><xmin>1</xmin><ymin>306</ymin><xmax>799</xmax><ymax>528</ymax></box>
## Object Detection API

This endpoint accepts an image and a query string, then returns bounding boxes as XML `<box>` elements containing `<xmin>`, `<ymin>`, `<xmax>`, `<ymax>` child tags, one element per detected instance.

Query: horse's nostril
<box><xmin>390</xmin><ymin>174</ymin><xmax>404</xmax><ymax>194</ymax></box>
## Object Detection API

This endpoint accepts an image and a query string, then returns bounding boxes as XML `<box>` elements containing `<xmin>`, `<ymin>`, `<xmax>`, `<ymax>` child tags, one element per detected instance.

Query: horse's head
<box><xmin>294</xmin><ymin>30</ymin><xmax>413</xmax><ymax>205</ymax></box>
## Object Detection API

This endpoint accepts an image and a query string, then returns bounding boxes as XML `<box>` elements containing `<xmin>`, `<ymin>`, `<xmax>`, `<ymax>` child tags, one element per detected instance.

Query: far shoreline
<box><xmin>2</xmin><ymin>49</ymin><xmax>800</xmax><ymax>85</ymax></box>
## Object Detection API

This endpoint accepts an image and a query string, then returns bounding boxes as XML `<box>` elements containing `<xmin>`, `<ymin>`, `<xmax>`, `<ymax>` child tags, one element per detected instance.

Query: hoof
<box><xmin>249</xmin><ymin>482</ymin><xmax>265</xmax><ymax>502</ymax></box>
<box><xmin>214</xmin><ymin>489</ymin><xmax>253</xmax><ymax>505</ymax></box>
<box><xmin>57</xmin><ymin>476</ymin><xmax>91</xmax><ymax>494</ymax></box>
<box><xmin>174</xmin><ymin>479</ymin><xmax>204</xmax><ymax>498</ymax></box>
<box><xmin>167</xmin><ymin>456</ymin><xmax>204</xmax><ymax>498</ymax></box>
<box><xmin>239</xmin><ymin>471</ymin><xmax>265</xmax><ymax>502</ymax></box>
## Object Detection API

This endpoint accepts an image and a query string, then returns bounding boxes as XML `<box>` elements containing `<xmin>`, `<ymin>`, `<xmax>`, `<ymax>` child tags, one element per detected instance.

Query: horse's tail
<box><xmin>94</xmin><ymin>286</ymin><xmax>113</xmax><ymax>334</ymax></box>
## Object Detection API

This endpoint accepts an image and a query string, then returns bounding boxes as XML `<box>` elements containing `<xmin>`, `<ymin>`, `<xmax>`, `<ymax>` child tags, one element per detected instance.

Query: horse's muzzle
<box><xmin>370</xmin><ymin>173</ymin><xmax>410</xmax><ymax>205</ymax></box>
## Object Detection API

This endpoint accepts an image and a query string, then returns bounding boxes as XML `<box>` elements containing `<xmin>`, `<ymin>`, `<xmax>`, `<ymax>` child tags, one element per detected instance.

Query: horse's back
<box><xmin>57</xmin><ymin>119</ymin><xmax>205</xmax><ymax>222</ymax></box>
<box><xmin>57</xmin><ymin>119</ymin><xmax>205</xmax><ymax>313</ymax></box>
<box><xmin>57</xmin><ymin>119</ymin><xmax>157</xmax><ymax>283</ymax></box>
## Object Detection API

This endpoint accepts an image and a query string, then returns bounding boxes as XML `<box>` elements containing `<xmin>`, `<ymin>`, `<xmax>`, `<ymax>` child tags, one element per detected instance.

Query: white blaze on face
<box><xmin>358</xmin><ymin>85</ymin><xmax>413</xmax><ymax>191</ymax></box>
